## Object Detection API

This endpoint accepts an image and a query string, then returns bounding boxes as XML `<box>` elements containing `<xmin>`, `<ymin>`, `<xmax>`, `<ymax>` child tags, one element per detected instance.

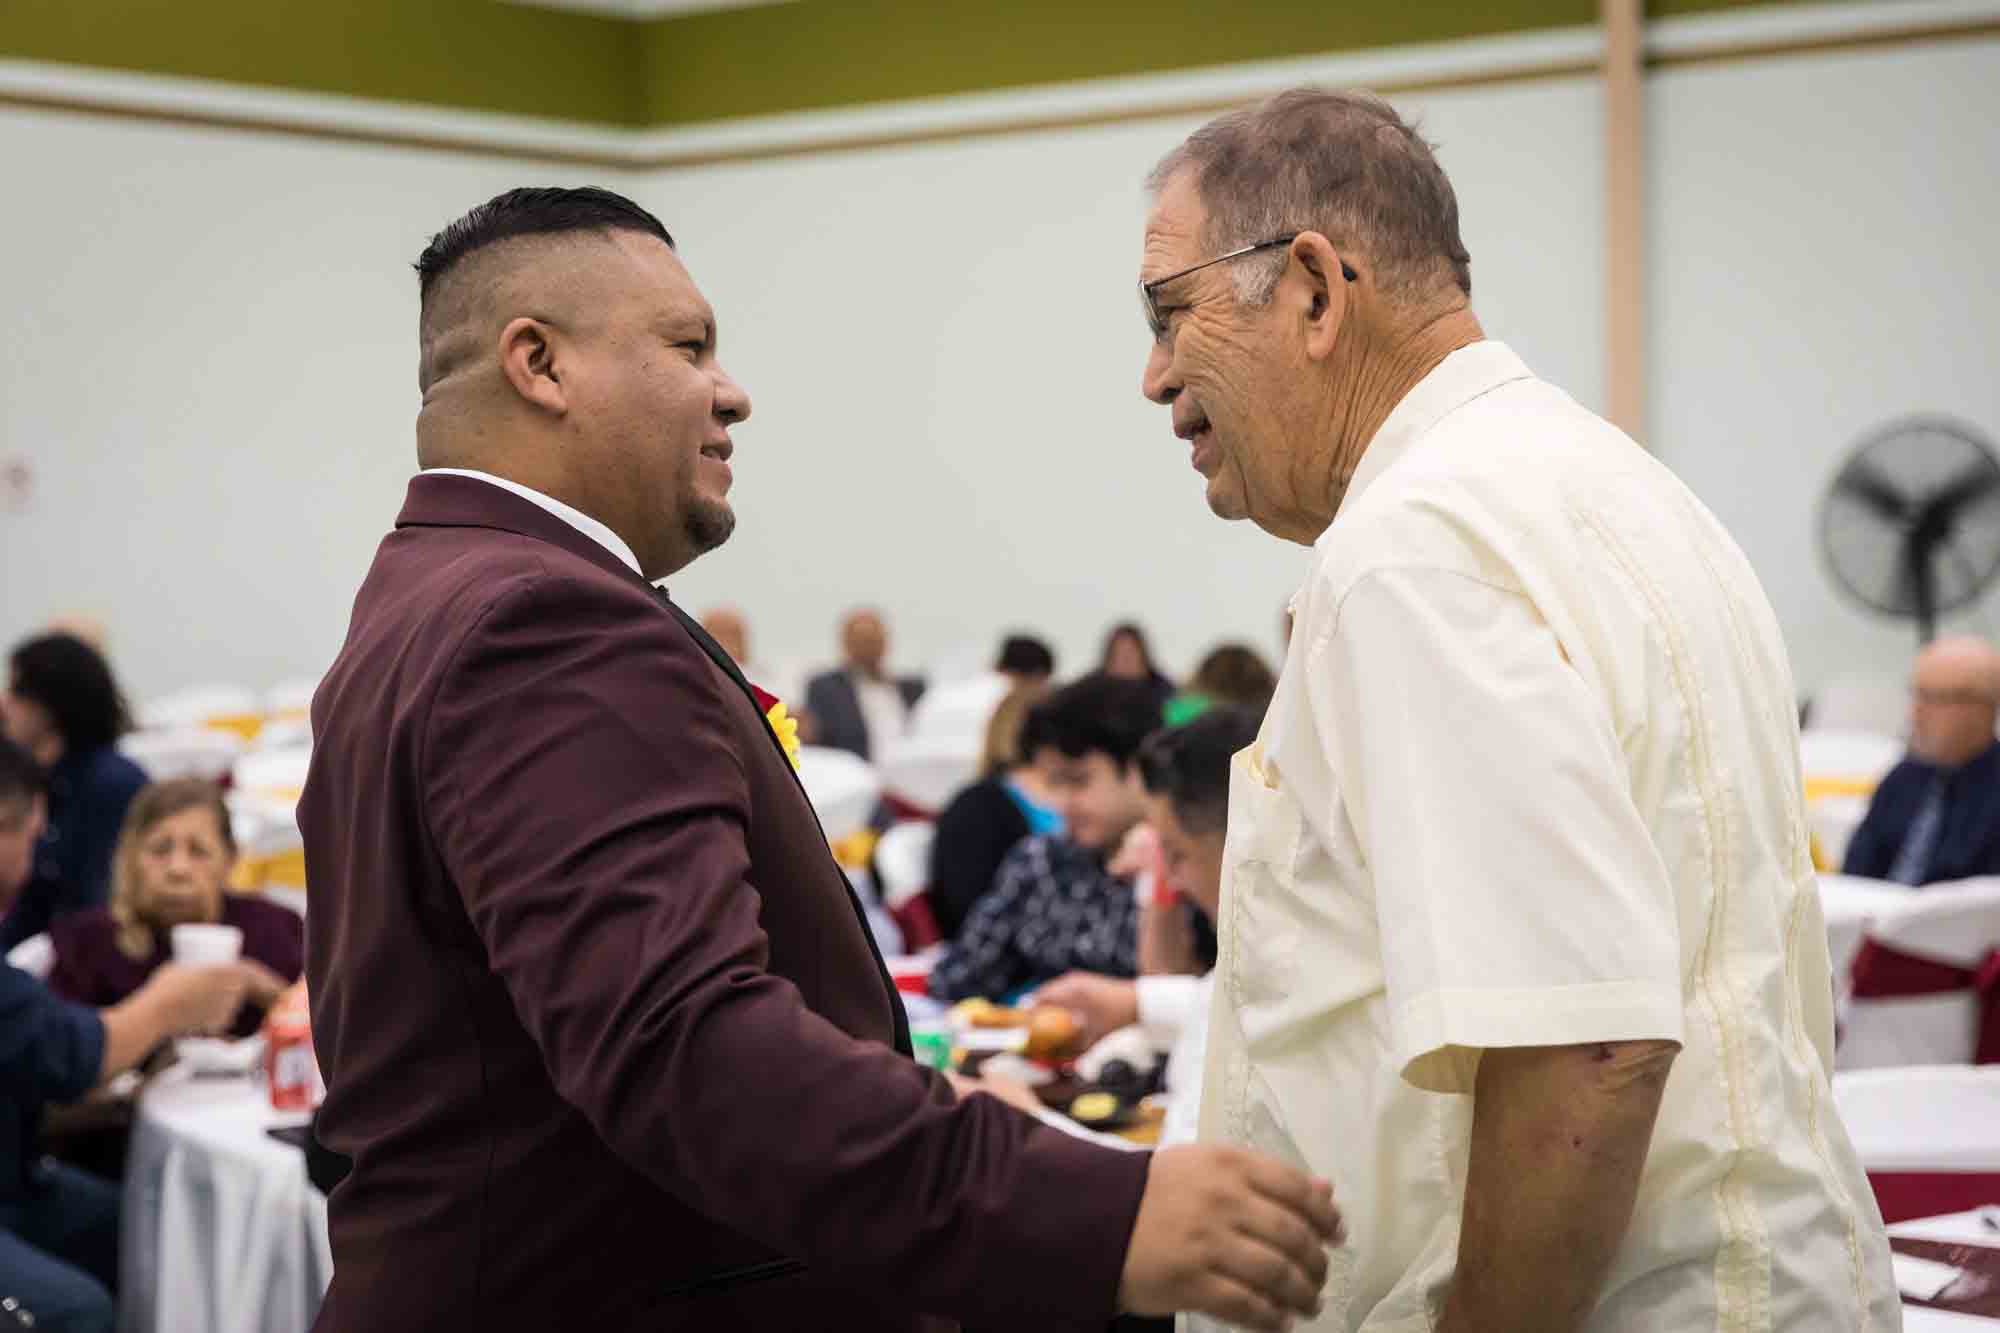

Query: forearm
<box><xmin>97</xmin><ymin>990</ymin><xmax>174</xmax><ymax>1081</ymax></box>
<box><xmin>1438</xmin><ymin>1039</ymin><xmax>1678</xmax><ymax>1333</ymax></box>
<box><xmin>561</xmin><ymin>970</ymin><xmax>1149</xmax><ymax>1327</ymax></box>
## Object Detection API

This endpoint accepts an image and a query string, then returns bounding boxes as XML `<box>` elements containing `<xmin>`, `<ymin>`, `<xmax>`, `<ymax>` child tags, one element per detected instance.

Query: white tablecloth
<box><xmin>120</xmin><ymin>1064</ymin><xmax>330</xmax><ymax>1333</ymax></box>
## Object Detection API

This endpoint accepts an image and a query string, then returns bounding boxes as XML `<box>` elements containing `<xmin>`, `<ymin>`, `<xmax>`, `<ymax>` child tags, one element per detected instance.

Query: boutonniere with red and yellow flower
<box><xmin>750</xmin><ymin>684</ymin><xmax>802</xmax><ymax>771</ymax></box>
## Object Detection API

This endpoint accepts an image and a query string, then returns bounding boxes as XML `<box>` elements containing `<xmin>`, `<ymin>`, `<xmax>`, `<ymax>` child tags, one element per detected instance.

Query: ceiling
<box><xmin>498</xmin><ymin>0</ymin><xmax>793</xmax><ymax>16</ymax></box>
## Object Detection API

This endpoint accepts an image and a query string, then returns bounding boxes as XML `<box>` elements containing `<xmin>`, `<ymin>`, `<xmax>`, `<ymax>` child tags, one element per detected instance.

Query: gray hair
<box><xmin>1146</xmin><ymin>88</ymin><xmax>1472</xmax><ymax>306</ymax></box>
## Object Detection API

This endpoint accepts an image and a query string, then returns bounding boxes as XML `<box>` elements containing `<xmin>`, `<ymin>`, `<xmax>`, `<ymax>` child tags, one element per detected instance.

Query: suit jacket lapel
<box><xmin>657</xmin><ymin>593</ymin><xmax>913</xmax><ymax>1058</ymax></box>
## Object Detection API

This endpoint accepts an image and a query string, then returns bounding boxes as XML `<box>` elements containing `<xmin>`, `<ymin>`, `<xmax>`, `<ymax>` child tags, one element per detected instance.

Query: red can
<box><xmin>264</xmin><ymin>984</ymin><xmax>322</xmax><ymax>1113</ymax></box>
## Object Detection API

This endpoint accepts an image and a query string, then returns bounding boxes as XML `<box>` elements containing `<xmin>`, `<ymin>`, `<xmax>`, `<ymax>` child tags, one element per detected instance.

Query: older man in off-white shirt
<box><xmin>1136</xmin><ymin>89</ymin><xmax>1898</xmax><ymax>1332</ymax></box>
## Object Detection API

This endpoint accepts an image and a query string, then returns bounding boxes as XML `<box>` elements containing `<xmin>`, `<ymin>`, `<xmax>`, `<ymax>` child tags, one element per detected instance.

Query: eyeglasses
<box><xmin>1140</xmin><ymin>234</ymin><xmax>1358</xmax><ymax>343</ymax></box>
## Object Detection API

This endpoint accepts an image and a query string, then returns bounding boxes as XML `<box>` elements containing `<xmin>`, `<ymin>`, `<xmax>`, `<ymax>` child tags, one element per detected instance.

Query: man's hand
<box><xmin>100</xmin><ymin>960</ymin><xmax>289</xmax><ymax>1081</ymax></box>
<box><xmin>145</xmin><ymin>961</ymin><xmax>284</xmax><ymax>1035</ymax></box>
<box><xmin>1033</xmin><ymin>973</ymin><xmax>1139</xmax><ymax>1048</ymax></box>
<box><xmin>1109</xmin><ymin>824</ymin><xmax>1161</xmax><ymax>879</ymax></box>
<box><xmin>1120</xmin><ymin>1145</ymin><xmax>1343</xmax><ymax>1331</ymax></box>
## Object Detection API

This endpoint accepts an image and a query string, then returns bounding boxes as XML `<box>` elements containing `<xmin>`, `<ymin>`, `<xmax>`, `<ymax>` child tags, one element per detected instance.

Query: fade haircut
<box><xmin>1137</xmin><ymin>705</ymin><xmax>1261</xmax><ymax>837</ymax></box>
<box><xmin>414</xmin><ymin>186</ymin><xmax>675</xmax><ymax>307</ymax></box>
<box><xmin>1147</xmin><ymin>88</ymin><xmax>1472</xmax><ymax>305</ymax></box>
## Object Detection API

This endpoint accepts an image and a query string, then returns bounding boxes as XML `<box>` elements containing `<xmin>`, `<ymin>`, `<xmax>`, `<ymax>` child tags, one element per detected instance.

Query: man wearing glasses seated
<box><xmin>1844</xmin><ymin>635</ymin><xmax>2000</xmax><ymax>885</ymax></box>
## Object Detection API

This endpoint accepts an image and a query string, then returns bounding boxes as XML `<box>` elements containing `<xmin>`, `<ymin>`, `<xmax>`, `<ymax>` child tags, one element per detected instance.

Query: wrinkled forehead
<box><xmin>1140</xmin><ymin>169</ymin><xmax>1209</xmax><ymax>283</ymax></box>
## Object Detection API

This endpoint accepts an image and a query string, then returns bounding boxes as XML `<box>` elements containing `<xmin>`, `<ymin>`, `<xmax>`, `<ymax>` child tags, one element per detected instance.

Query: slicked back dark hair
<box><xmin>413</xmin><ymin>186</ymin><xmax>675</xmax><ymax>304</ymax></box>
<box><xmin>1137</xmin><ymin>705</ymin><xmax>1260</xmax><ymax>837</ymax></box>
<box><xmin>1041</xmin><ymin>674</ymin><xmax>1166</xmax><ymax>771</ymax></box>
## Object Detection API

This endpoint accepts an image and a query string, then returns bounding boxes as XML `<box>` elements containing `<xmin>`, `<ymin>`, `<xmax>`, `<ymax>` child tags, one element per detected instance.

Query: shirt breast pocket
<box><xmin>1220</xmin><ymin>743</ymin><xmax>1312</xmax><ymax>1048</ymax></box>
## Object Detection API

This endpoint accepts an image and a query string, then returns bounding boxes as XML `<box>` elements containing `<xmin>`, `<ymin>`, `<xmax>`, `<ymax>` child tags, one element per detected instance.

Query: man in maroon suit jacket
<box><xmin>300</xmin><ymin>186</ymin><xmax>1337</xmax><ymax>1332</ymax></box>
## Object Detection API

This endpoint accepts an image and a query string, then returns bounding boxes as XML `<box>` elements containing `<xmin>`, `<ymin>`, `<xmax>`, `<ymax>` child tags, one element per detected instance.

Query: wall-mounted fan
<box><xmin>1820</xmin><ymin>416</ymin><xmax>2000</xmax><ymax>644</ymax></box>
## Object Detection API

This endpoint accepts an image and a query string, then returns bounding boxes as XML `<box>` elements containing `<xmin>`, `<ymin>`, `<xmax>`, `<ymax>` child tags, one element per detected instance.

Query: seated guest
<box><xmin>927</xmin><ymin>685</ymin><xmax>1062</xmax><ymax>938</ymax></box>
<box><xmin>1166</xmin><ymin>641</ymin><xmax>1278</xmax><ymax>724</ymax></box>
<box><xmin>697</xmin><ymin>605</ymin><xmax>765</xmax><ymax>680</ymax></box>
<box><xmin>48</xmin><ymin>779</ymin><xmax>302</xmax><ymax>1038</ymax></box>
<box><xmin>1845</xmin><ymin>635</ymin><xmax>2000</xmax><ymax>885</ymax></box>
<box><xmin>1034</xmin><ymin>707</ymin><xmax>1260</xmax><ymax>1145</ymax></box>
<box><xmin>906</xmin><ymin>633</ymin><xmax>1056</xmax><ymax>742</ymax></box>
<box><xmin>1099</xmin><ymin>622</ymin><xmax>1176</xmax><ymax>714</ymax></box>
<box><xmin>928</xmin><ymin>675</ymin><xmax>1158</xmax><ymax>1002</ymax></box>
<box><xmin>0</xmin><ymin>635</ymin><xmax>147</xmax><ymax>951</ymax></box>
<box><xmin>800</xmin><ymin>608</ymin><xmax>924</xmax><ymax>759</ymax></box>
<box><xmin>0</xmin><ymin>739</ymin><xmax>275</xmax><ymax>1333</ymax></box>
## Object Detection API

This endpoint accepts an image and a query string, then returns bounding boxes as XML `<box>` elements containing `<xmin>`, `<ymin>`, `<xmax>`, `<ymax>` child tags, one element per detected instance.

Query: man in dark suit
<box><xmin>300</xmin><ymin>187</ymin><xmax>1337</xmax><ymax>1333</ymax></box>
<box><xmin>1844</xmin><ymin>635</ymin><xmax>2000</xmax><ymax>885</ymax></box>
<box><xmin>802</xmin><ymin>608</ymin><xmax>925</xmax><ymax>759</ymax></box>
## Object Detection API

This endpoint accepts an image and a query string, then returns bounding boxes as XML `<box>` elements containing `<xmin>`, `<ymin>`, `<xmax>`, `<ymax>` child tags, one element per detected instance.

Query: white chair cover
<box><xmin>795</xmin><ymin>746</ymin><xmax>880</xmax><ymax>844</ymax></box>
<box><xmin>1839</xmin><ymin>876</ymin><xmax>2000</xmax><ymax>1070</ymax></box>
<box><xmin>232</xmin><ymin>749</ymin><xmax>311</xmax><ymax>798</ymax></box>
<box><xmin>1808</xmin><ymin>675</ymin><xmax>1909</xmax><ymax>738</ymax></box>
<box><xmin>140</xmin><ymin>685</ymin><xmax>262</xmax><ymax>731</ymax></box>
<box><xmin>6</xmin><ymin>932</ymin><xmax>53</xmax><ymax>981</ymax></box>
<box><xmin>1817</xmin><ymin>873</ymin><xmax>1918</xmax><ymax>979</ymax></box>
<box><xmin>1832</xmin><ymin>1065</ymin><xmax>2000</xmax><ymax>1171</ymax></box>
<box><xmin>1810</xmin><ymin>794</ymin><xmax>1874</xmax><ymax>871</ymax></box>
<box><xmin>1798</xmin><ymin>729</ymin><xmax>1905</xmax><ymax>786</ymax></box>
<box><xmin>906</xmin><ymin>673</ymin><xmax>1010</xmax><ymax>746</ymax></box>
<box><xmin>875</xmin><ymin>734</ymin><xmax>980</xmax><ymax>816</ymax></box>
<box><xmin>251</xmin><ymin>718</ymin><xmax>314</xmax><ymax>753</ymax></box>
<box><xmin>874</xmin><ymin>822</ymin><xmax>937</xmax><ymax>911</ymax></box>
<box><xmin>262</xmin><ymin>677</ymin><xmax>321</xmax><ymax>721</ymax></box>
<box><xmin>119</xmin><ymin>729</ymin><xmax>246</xmax><ymax>783</ymax></box>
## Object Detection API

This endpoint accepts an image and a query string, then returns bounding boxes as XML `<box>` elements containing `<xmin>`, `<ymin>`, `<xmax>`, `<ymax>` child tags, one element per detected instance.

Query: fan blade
<box><xmin>1918</xmin><ymin>462</ymin><xmax>2000</xmax><ymax>527</ymax></box>
<box><xmin>1836</xmin><ymin>459</ymin><xmax>1910</xmax><ymax>523</ymax></box>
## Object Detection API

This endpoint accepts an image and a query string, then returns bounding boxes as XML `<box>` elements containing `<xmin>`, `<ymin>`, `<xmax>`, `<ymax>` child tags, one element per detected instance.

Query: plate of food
<box><xmin>951</xmin><ymin>999</ymin><xmax>1091</xmax><ymax>1061</ymax></box>
<box><xmin>1065</xmin><ymin>1090</ymin><xmax>1139</xmax><ymax>1132</ymax></box>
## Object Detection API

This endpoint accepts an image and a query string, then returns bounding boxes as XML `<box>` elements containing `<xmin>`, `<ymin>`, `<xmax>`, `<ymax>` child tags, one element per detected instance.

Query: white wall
<box><xmin>1649</xmin><ymin>34</ymin><xmax>2000</xmax><ymax>698</ymax></box>
<box><xmin>3</xmin><ymin>32</ymin><xmax>1993</xmax><ymax>708</ymax></box>
<box><xmin>0</xmin><ymin>103</ymin><xmax>630</xmax><ymax>699</ymax></box>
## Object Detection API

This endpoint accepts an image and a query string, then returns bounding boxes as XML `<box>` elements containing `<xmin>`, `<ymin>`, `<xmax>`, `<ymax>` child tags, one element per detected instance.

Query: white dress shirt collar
<box><xmin>1335</xmin><ymin>339</ymin><xmax>1534</xmax><ymax>522</ymax></box>
<box><xmin>423</xmin><ymin>469</ymin><xmax>644</xmax><ymax>578</ymax></box>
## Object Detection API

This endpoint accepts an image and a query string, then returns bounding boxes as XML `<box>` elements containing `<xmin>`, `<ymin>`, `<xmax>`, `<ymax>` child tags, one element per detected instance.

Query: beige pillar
<box><xmin>1603</xmin><ymin>0</ymin><xmax>1646</xmax><ymax>442</ymax></box>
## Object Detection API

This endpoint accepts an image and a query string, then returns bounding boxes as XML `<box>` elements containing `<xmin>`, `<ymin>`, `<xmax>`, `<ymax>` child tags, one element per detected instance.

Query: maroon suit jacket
<box><xmin>300</xmin><ymin>474</ymin><xmax>1149</xmax><ymax>1332</ymax></box>
<box><xmin>47</xmin><ymin>895</ymin><xmax>303</xmax><ymax>1039</ymax></box>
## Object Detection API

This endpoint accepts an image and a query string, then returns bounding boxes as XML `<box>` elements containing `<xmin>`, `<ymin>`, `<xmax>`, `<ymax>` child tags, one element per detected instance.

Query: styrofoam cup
<box><xmin>170</xmin><ymin>923</ymin><xmax>243</xmax><ymax>966</ymax></box>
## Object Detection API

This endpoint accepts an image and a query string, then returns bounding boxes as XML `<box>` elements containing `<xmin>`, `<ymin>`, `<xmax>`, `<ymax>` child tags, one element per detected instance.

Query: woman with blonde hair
<box><xmin>47</xmin><ymin>779</ymin><xmax>298</xmax><ymax>1039</ymax></box>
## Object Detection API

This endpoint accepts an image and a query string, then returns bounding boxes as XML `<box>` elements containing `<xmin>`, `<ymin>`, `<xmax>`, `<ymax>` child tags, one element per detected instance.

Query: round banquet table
<box><xmin>119</xmin><ymin>1063</ymin><xmax>331</xmax><ymax>1333</ymax></box>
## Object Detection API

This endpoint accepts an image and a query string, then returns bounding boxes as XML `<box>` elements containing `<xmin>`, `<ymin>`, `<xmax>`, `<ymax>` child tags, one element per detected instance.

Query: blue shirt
<box><xmin>0</xmin><ymin>962</ymin><xmax>105</xmax><ymax>1201</ymax></box>
<box><xmin>0</xmin><ymin>745</ymin><xmax>148</xmax><ymax>952</ymax></box>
